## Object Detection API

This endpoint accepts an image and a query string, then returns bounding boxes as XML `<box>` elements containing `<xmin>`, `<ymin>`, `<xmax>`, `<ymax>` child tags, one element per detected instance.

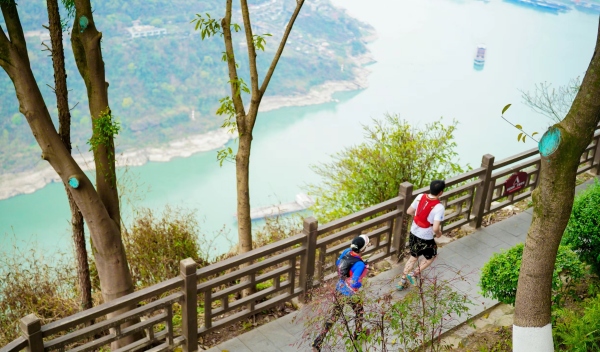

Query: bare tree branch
<box><xmin>259</xmin><ymin>0</ymin><xmax>305</xmax><ymax>97</ymax></box>
<box><xmin>542</xmin><ymin>83</ymin><xmax>560</xmax><ymax>120</ymax></box>
<box><xmin>240</xmin><ymin>0</ymin><xmax>259</xmax><ymax>97</ymax></box>
<box><xmin>47</xmin><ymin>0</ymin><xmax>72</xmax><ymax>151</ymax></box>
<box><xmin>222</xmin><ymin>0</ymin><xmax>246</xmax><ymax>127</ymax></box>
<box><xmin>521</xmin><ymin>77</ymin><xmax>581</xmax><ymax>124</ymax></box>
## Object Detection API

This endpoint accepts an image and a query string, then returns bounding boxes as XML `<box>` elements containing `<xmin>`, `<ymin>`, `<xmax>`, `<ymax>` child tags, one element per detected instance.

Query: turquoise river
<box><xmin>0</xmin><ymin>0</ymin><xmax>598</xmax><ymax>256</ymax></box>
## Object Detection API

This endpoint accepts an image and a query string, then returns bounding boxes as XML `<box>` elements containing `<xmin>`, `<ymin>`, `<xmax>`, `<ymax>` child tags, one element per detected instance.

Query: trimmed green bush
<box><xmin>479</xmin><ymin>243</ymin><xmax>585</xmax><ymax>306</ymax></box>
<box><xmin>562</xmin><ymin>180</ymin><xmax>600</xmax><ymax>275</ymax></box>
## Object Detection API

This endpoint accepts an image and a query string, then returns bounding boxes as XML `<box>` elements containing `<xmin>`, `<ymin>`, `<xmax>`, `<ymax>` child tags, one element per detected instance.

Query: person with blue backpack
<box><xmin>311</xmin><ymin>234</ymin><xmax>370</xmax><ymax>351</ymax></box>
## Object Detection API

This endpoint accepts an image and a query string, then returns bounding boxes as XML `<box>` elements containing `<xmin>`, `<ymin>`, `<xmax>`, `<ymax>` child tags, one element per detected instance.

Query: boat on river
<box><xmin>474</xmin><ymin>45</ymin><xmax>486</xmax><ymax>67</ymax></box>
<box><xmin>234</xmin><ymin>193</ymin><xmax>315</xmax><ymax>221</ymax></box>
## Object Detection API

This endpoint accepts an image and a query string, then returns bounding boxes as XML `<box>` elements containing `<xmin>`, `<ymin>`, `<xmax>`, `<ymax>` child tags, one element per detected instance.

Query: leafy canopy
<box><xmin>307</xmin><ymin>114</ymin><xmax>466</xmax><ymax>223</ymax></box>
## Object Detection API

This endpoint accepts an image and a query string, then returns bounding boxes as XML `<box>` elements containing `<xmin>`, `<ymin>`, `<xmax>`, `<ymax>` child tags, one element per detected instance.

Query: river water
<box><xmin>0</xmin><ymin>0</ymin><xmax>597</xmax><ymax>255</ymax></box>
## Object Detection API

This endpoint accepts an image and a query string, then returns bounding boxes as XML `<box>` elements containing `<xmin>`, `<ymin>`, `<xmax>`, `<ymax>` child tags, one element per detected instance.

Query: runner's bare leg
<box><xmin>402</xmin><ymin>255</ymin><xmax>419</xmax><ymax>277</ymax></box>
<box><xmin>414</xmin><ymin>257</ymin><xmax>436</xmax><ymax>276</ymax></box>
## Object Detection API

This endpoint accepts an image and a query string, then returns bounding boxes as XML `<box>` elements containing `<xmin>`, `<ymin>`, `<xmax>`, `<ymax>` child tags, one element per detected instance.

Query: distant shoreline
<box><xmin>0</xmin><ymin>53</ymin><xmax>373</xmax><ymax>201</ymax></box>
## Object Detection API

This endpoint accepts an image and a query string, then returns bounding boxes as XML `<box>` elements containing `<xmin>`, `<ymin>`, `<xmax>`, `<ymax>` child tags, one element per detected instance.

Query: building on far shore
<box><xmin>126</xmin><ymin>20</ymin><xmax>167</xmax><ymax>39</ymax></box>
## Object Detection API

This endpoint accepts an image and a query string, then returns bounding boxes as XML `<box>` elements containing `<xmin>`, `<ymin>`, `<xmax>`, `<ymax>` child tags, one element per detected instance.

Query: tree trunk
<box><xmin>68</xmin><ymin>1</ymin><xmax>139</xmax><ymax>347</ymax></box>
<box><xmin>235</xmin><ymin>128</ymin><xmax>256</xmax><ymax>298</ymax></box>
<box><xmin>513</xmin><ymin>18</ymin><xmax>600</xmax><ymax>351</ymax></box>
<box><xmin>45</xmin><ymin>0</ymin><xmax>93</xmax><ymax>313</ymax></box>
<box><xmin>71</xmin><ymin>0</ymin><xmax>121</xmax><ymax>228</ymax></box>
<box><xmin>221</xmin><ymin>0</ymin><xmax>304</xmax><ymax>258</ymax></box>
<box><xmin>236</xmin><ymin>131</ymin><xmax>253</xmax><ymax>254</ymax></box>
<box><xmin>0</xmin><ymin>3</ymin><xmax>135</xmax><ymax>348</ymax></box>
<box><xmin>69</xmin><ymin>195</ymin><xmax>93</xmax><ymax>310</ymax></box>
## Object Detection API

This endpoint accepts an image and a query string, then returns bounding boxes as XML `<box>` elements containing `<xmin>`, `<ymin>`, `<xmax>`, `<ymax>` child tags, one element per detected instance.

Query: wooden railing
<box><xmin>2</xmin><ymin>126</ymin><xmax>599</xmax><ymax>352</ymax></box>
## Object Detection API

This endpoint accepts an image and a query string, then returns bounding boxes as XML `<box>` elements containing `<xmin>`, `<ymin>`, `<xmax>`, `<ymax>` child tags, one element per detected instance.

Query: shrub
<box><xmin>562</xmin><ymin>180</ymin><xmax>600</xmax><ymax>275</ymax></box>
<box><xmin>253</xmin><ymin>215</ymin><xmax>302</xmax><ymax>248</ymax></box>
<box><xmin>553</xmin><ymin>294</ymin><xmax>600</xmax><ymax>351</ymax></box>
<box><xmin>307</xmin><ymin>115</ymin><xmax>467</xmax><ymax>223</ymax></box>
<box><xmin>298</xmin><ymin>267</ymin><xmax>472</xmax><ymax>351</ymax></box>
<box><xmin>479</xmin><ymin>243</ymin><xmax>585</xmax><ymax>306</ymax></box>
<box><xmin>0</xmin><ymin>246</ymin><xmax>79</xmax><ymax>346</ymax></box>
<box><xmin>90</xmin><ymin>206</ymin><xmax>213</xmax><ymax>291</ymax></box>
<box><xmin>122</xmin><ymin>206</ymin><xmax>210</xmax><ymax>289</ymax></box>
<box><xmin>216</xmin><ymin>214</ymin><xmax>303</xmax><ymax>261</ymax></box>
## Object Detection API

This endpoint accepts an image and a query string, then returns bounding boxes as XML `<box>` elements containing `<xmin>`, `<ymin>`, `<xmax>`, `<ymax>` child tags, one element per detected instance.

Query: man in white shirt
<box><xmin>397</xmin><ymin>180</ymin><xmax>445</xmax><ymax>290</ymax></box>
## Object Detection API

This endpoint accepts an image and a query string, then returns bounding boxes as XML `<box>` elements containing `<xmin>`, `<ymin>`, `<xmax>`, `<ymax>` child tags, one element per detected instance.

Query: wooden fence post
<box><xmin>392</xmin><ymin>182</ymin><xmax>413</xmax><ymax>261</ymax></box>
<box><xmin>300</xmin><ymin>216</ymin><xmax>318</xmax><ymax>303</ymax></box>
<box><xmin>180</xmin><ymin>258</ymin><xmax>198</xmax><ymax>352</ymax></box>
<box><xmin>470</xmin><ymin>154</ymin><xmax>495</xmax><ymax>229</ymax></box>
<box><xmin>20</xmin><ymin>314</ymin><xmax>43</xmax><ymax>352</ymax></box>
<box><xmin>593</xmin><ymin>137</ymin><xmax>600</xmax><ymax>175</ymax></box>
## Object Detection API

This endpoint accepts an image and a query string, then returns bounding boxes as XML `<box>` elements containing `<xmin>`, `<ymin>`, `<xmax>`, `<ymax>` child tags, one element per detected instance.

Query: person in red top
<box><xmin>397</xmin><ymin>180</ymin><xmax>445</xmax><ymax>290</ymax></box>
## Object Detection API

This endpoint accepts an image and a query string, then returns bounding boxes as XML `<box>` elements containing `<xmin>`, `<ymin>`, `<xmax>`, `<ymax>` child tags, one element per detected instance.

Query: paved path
<box><xmin>206</xmin><ymin>177</ymin><xmax>598</xmax><ymax>351</ymax></box>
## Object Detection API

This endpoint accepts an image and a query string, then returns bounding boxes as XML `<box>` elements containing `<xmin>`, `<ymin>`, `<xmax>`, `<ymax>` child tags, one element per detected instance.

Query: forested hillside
<box><xmin>0</xmin><ymin>0</ymin><xmax>373</xmax><ymax>174</ymax></box>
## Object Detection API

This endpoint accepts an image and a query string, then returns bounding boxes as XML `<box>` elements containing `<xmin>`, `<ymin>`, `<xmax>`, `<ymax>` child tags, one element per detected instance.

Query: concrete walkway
<box><xmin>206</xmin><ymin>177</ymin><xmax>598</xmax><ymax>352</ymax></box>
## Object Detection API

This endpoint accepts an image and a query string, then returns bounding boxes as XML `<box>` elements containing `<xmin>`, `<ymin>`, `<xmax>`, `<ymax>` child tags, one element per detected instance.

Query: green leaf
<box><xmin>253</xmin><ymin>34</ymin><xmax>270</xmax><ymax>52</ymax></box>
<box><xmin>502</xmin><ymin>103</ymin><xmax>512</xmax><ymax>115</ymax></box>
<box><xmin>216</xmin><ymin>145</ymin><xmax>236</xmax><ymax>167</ymax></box>
<box><xmin>522</xmin><ymin>136</ymin><xmax>526</xmax><ymax>143</ymax></box>
<box><xmin>515</xmin><ymin>124</ymin><xmax>522</xmax><ymax>130</ymax></box>
<box><xmin>517</xmin><ymin>132</ymin><xmax>523</xmax><ymax>142</ymax></box>
<box><xmin>532</xmin><ymin>132</ymin><xmax>539</xmax><ymax>137</ymax></box>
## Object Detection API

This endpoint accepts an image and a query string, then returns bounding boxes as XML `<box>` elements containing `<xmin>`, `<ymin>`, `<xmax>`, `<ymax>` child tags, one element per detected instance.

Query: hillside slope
<box><xmin>0</xmin><ymin>0</ymin><xmax>373</xmax><ymax>174</ymax></box>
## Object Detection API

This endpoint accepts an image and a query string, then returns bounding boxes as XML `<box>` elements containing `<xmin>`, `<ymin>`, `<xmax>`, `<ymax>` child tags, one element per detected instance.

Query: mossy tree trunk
<box><xmin>45</xmin><ymin>0</ymin><xmax>92</xmax><ymax>313</ymax></box>
<box><xmin>0</xmin><ymin>2</ymin><xmax>135</xmax><ymax>348</ymax></box>
<box><xmin>70</xmin><ymin>0</ymin><xmax>121</xmax><ymax>227</ymax></box>
<box><xmin>69</xmin><ymin>1</ymin><xmax>140</xmax><ymax>347</ymax></box>
<box><xmin>513</xmin><ymin>19</ymin><xmax>600</xmax><ymax>351</ymax></box>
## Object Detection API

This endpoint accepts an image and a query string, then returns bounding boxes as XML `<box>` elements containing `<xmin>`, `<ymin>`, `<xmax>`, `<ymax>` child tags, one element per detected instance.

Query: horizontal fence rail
<box><xmin>196</xmin><ymin>243</ymin><xmax>305</xmax><ymax>335</ymax></box>
<box><xmin>3</xmin><ymin>124</ymin><xmax>600</xmax><ymax>352</ymax></box>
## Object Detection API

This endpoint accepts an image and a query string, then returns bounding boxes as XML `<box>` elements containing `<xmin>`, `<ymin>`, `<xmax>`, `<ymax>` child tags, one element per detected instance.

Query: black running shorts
<box><xmin>408</xmin><ymin>233</ymin><xmax>437</xmax><ymax>260</ymax></box>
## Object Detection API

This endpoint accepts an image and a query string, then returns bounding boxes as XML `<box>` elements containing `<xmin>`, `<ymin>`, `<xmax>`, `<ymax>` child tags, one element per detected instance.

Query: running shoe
<box><xmin>406</xmin><ymin>273</ymin><xmax>417</xmax><ymax>286</ymax></box>
<box><xmin>396</xmin><ymin>278</ymin><xmax>408</xmax><ymax>290</ymax></box>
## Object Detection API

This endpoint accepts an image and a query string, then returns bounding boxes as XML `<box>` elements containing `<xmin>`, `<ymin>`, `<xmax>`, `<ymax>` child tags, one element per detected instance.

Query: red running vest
<box><xmin>413</xmin><ymin>195</ymin><xmax>441</xmax><ymax>228</ymax></box>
